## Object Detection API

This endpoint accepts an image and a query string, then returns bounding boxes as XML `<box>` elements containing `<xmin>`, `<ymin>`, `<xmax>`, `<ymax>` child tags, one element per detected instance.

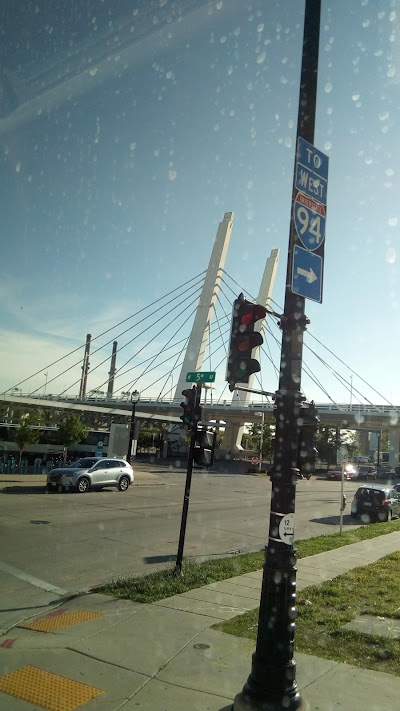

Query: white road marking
<box><xmin>0</xmin><ymin>560</ymin><xmax>68</xmax><ymax>596</ymax></box>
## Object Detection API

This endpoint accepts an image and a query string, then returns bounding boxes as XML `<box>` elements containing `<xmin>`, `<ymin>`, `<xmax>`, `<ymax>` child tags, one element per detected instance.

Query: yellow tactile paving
<box><xmin>0</xmin><ymin>664</ymin><xmax>103</xmax><ymax>711</ymax></box>
<box><xmin>19</xmin><ymin>609</ymin><xmax>103</xmax><ymax>633</ymax></box>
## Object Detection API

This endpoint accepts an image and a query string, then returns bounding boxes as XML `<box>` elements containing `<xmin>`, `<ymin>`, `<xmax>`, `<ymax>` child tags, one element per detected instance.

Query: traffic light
<box><xmin>193</xmin><ymin>429</ymin><xmax>216</xmax><ymax>468</ymax></box>
<box><xmin>180</xmin><ymin>386</ymin><xmax>202</xmax><ymax>429</ymax></box>
<box><xmin>226</xmin><ymin>293</ymin><xmax>267</xmax><ymax>392</ymax></box>
<box><xmin>297</xmin><ymin>401</ymin><xmax>319</xmax><ymax>476</ymax></box>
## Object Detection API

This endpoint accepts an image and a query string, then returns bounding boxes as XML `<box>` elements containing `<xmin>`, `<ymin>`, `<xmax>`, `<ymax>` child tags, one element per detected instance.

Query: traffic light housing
<box><xmin>180</xmin><ymin>386</ymin><xmax>202</xmax><ymax>429</ymax></box>
<box><xmin>297</xmin><ymin>401</ymin><xmax>319</xmax><ymax>476</ymax></box>
<box><xmin>226</xmin><ymin>293</ymin><xmax>267</xmax><ymax>392</ymax></box>
<box><xmin>193</xmin><ymin>429</ymin><xmax>216</xmax><ymax>468</ymax></box>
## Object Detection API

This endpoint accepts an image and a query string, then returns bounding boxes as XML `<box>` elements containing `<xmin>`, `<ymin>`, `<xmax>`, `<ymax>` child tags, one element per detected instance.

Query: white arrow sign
<box><xmin>297</xmin><ymin>266</ymin><xmax>317</xmax><ymax>283</ymax></box>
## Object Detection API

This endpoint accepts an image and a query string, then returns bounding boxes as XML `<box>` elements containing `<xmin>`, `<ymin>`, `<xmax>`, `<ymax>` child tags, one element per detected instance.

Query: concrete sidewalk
<box><xmin>0</xmin><ymin>532</ymin><xmax>400</xmax><ymax>710</ymax></box>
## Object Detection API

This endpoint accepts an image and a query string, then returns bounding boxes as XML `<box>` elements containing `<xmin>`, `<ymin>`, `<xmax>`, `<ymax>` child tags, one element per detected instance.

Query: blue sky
<box><xmin>1</xmin><ymin>0</ymin><xmax>399</xmax><ymax>406</ymax></box>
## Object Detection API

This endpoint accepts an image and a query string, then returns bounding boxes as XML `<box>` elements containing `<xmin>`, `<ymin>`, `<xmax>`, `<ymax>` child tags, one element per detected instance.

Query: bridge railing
<box><xmin>3</xmin><ymin>392</ymin><xmax>400</xmax><ymax>416</ymax></box>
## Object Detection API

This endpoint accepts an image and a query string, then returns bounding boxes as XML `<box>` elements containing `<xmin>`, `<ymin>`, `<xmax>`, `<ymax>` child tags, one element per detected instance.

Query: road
<box><xmin>0</xmin><ymin>465</ymin><xmax>360</xmax><ymax>631</ymax></box>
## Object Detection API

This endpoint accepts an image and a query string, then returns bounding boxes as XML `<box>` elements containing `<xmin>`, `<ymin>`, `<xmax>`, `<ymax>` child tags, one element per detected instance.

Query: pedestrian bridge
<box><xmin>1</xmin><ymin>392</ymin><xmax>399</xmax><ymax>430</ymax></box>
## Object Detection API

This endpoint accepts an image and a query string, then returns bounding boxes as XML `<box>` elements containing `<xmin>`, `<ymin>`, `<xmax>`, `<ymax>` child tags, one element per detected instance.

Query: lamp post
<box><xmin>127</xmin><ymin>390</ymin><xmax>140</xmax><ymax>463</ymax></box>
<box><xmin>44</xmin><ymin>372</ymin><xmax>48</xmax><ymax>396</ymax></box>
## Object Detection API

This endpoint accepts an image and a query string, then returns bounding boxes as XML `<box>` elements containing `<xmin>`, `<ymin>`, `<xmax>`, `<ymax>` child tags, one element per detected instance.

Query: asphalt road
<box><xmin>0</xmin><ymin>466</ymin><xmax>361</xmax><ymax>631</ymax></box>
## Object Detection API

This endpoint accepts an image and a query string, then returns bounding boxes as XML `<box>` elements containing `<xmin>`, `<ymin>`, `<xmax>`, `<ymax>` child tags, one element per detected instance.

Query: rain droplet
<box><xmin>386</xmin><ymin>247</ymin><xmax>396</xmax><ymax>264</ymax></box>
<box><xmin>257</xmin><ymin>52</ymin><xmax>266</xmax><ymax>64</ymax></box>
<box><xmin>388</xmin><ymin>217</ymin><xmax>398</xmax><ymax>227</ymax></box>
<box><xmin>325</xmin><ymin>82</ymin><xmax>333</xmax><ymax>93</ymax></box>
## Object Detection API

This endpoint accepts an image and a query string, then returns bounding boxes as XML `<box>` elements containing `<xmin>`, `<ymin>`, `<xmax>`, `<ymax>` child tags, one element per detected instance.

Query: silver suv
<box><xmin>46</xmin><ymin>457</ymin><xmax>134</xmax><ymax>493</ymax></box>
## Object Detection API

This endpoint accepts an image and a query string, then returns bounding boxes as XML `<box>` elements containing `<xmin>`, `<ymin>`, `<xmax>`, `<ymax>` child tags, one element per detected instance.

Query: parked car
<box><xmin>46</xmin><ymin>457</ymin><xmax>134</xmax><ymax>493</ymax></box>
<box><xmin>357</xmin><ymin>465</ymin><xmax>377</xmax><ymax>480</ymax></box>
<box><xmin>350</xmin><ymin>485</ymin><xmax>400</xmax><ymax>522</ymax></box>
<box><xmin>344</xmin><ymin>464</ymin><xmax>358</xmax><ymax>479</ymax></box>
<box><xmin>326</xmin><ymin>465</ymin><xmax>357</xmax><ymax>481</ymax></box>
<box><xmin>326</xmin><ymin>469</ymin><xmax>352</xmax><ymax>481</ymax></box>
<box><xmin>376</xmin><ymin>465</ymin><xmax>396</xmax><ymax>480</ymax></box>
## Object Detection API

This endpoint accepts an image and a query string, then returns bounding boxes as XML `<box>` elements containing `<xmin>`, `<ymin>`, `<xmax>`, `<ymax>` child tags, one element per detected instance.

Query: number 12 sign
<box><xmin>294</xmin><ymin>191</ymin><xmax>326</xmax><ymax>251</ymax></box>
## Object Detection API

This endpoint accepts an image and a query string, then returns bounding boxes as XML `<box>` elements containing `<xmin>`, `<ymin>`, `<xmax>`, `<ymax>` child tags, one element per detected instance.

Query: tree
<box><xmin>246</xmin><ymin>419</ymin><xmax>274</xmax><ymax>460</ymax></box>
<box><xmin>315</xmin><ymin>427</ymin><xmax>342</xmax><ymax>468</ymax></box>
<box><xmin>14</xmin><ymin>415</ymin><xmax>40</xmax><ymax>465</ymax></box>
<box><xmin>58</xmin><ymin>415</ymin><xmax>89</xmax><ymax>460</ymax></box>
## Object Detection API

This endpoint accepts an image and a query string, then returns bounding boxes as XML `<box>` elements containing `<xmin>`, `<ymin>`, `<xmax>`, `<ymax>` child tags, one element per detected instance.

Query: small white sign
<box><xmin>278</xmin><ymin>513</ymin><xmax>295</xmax><ymax>545</ymax></box>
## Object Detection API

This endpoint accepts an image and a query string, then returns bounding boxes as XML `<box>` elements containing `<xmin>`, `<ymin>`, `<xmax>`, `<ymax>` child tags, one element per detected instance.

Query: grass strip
<box><xmin>97</xmin><ymin>517</ymin><xmax>400</xmax><ymax>603</ymax></box>
<box><xmin>215</xmin><ymin>551</ymin><xmax>400</xmax><ymax>677</ymax></box>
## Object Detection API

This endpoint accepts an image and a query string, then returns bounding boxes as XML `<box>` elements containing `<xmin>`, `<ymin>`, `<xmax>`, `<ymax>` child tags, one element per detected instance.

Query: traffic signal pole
<box><xmin>175</xmin><ymin>383</ymin><xmax>201</xmax><ymax>574</ymax></box>
<box><xmin>233</xmin><ymin>2</ymin><xmax>321</xmax><ymax>710</ymax></box>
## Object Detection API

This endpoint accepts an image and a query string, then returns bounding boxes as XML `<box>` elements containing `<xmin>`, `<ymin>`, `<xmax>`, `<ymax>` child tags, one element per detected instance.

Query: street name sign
<box><xmin>291</xmin><ymin>137</ymin><xmax>329</xmax><ymax>304</ymax></box>
<box><xmin>186</xmin><ymin>371</ymin><xmax>216</xmax><ymax>383</ymax></box>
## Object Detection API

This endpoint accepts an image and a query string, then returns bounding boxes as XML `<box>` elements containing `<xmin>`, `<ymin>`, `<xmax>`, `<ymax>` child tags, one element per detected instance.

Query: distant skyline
<box><xmin>1</xmin><ymin>0</ymin><xmax>400</xmax><ymax>405</ymax></box>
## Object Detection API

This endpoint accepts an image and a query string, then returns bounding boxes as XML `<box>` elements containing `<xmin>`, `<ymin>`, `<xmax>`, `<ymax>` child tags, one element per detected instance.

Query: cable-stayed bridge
<box><xmin>1</xmin><ymin>213</ymin><xmax>399</xmax><ymax>461</ymax></box>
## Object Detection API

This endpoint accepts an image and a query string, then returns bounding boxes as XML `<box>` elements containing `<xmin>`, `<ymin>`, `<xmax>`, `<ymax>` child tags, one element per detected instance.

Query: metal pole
<box><xmin>377</xmin><ymin>432</ymin><xmax>381</xmax><ymax>469</ymax></box>
<box><xmin>349</xmin><ymin>374</ymin><xmax>353</xmax><ymax>411</ymax></box>
<box><xmin>259</xmin><ymin>411</ymin><xmax>264</xmax><ymax>474</ymax></box>
<box><xmin>340</xmin><ymin>461</ymin><xmax>345</xmax><ymax>534</ymax></box>
<box><xmin>127</xmin><ymin>391</ymin><xmax>140</xmax><ymax>463</ymax></box>
<box><xmin>234</xmin><ymin>2</ymin><xmax>321</xmax><ymax>710</ymax></box>
<box><xmin>175</xmin><ymin>383</ymin><xmax>201</xmax><ymax>574</ymax></box>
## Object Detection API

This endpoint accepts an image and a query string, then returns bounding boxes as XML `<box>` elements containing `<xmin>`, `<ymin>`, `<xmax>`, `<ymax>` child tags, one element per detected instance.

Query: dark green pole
<box><xmin>175</xmin><ymin>383</ymin><xmax>201</xmax><ymax>574</ymax></box>
<box><xmin>233</xmin><ymin>1</ymin><xmax>321</xmax><ymax>709</ymax></box>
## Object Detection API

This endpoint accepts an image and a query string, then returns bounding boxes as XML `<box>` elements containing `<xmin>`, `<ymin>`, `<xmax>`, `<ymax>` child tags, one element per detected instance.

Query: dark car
<box><xmin>351</xmin><ymin>485</ymin><xmax>400</xmax><ymax>522</ymax></box>
<box><xmin>357</xmin><ymin>465</ymin><xmax>377</xmax><ymax>480</ymax></box>
<box><xmin>376</xmin><ymin>465</ymin><xmax>396</xmax><ymax>480</ymax></box>
<box><xmin>326</xmin><ymin>465</ymin><xmax>357</xmax><ymax>481</ymax></box>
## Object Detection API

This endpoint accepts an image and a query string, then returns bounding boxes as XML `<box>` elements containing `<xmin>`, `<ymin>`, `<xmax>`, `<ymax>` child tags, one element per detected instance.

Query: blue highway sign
<box><xmin>295</xmin><ymin>137</ymin><xmax>328</xmax><ymax>206</ymax></box>
<box><xmin>292</xmin><ymin>245</ymin><xmax>323</xmax><ymax>303</ymax></box>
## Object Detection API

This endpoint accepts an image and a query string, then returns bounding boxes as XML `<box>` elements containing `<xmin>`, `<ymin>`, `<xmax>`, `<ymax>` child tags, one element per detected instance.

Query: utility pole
<box><xmin>107</xmin><ymin>341</ymin><xmax>118</xmax><ymax>398</ymax></box>
<box><xmin>234</xmin><ymin>2</ymin><xmax>323</xmax><ymax>710</ymax></box>
<box><xmin>79</xmin><ymin>334</ymin><xmax>91</xmax><ymax>399</ymax></box>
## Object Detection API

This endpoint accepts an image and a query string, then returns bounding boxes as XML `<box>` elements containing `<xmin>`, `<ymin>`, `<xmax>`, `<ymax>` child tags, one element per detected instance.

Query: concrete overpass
<box><xmin>2</xmin><ymin>393</ymin><xmax>400</xmax><ymax>464</ymax></box>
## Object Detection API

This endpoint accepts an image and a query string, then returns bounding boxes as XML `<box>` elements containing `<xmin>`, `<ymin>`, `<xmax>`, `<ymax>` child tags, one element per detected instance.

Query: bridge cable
<box><xmin>4</xmin><ymin>270</ymin><xmax>206</xmax><ymax>394</ymax></box>
<box><xmin>57</xmin><ymin>289</ymin><xmax>204</xmax><ymax>397</ymax></box>
<box><xmin>39</xmin><ymin>278</ymin><xmax>204</xmax><ymax>395</ymax></box>
<box><xmin>116</xmin><ymin>317</ymin><xmax>232</xmax><ymax>397</ymax></box>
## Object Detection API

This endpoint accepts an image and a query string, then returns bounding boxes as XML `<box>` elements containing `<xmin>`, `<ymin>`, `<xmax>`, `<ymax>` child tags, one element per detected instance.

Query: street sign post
<box><xmin>291</xmin><ymin>136</ymin><xmax>329</xmax><ymax>304</ymax></box>
<box><xmin>186</xmin><ymin>371</ymin><xmax>215</xmax><ymax>383</ymax></box>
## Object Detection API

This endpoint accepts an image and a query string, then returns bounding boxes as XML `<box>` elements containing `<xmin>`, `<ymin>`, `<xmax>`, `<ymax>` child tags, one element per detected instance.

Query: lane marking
<box><xmin>0</xmin><ymin>560</ymin><xmax>68</xmax><ymax>596</ymax></box>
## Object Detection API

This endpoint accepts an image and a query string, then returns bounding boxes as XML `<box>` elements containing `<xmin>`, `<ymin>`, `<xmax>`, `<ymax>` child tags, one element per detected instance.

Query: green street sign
<box><xmin>186</xmin><ymin>371</ymin><xmax>216</xmax><ymax>383</ymax></box>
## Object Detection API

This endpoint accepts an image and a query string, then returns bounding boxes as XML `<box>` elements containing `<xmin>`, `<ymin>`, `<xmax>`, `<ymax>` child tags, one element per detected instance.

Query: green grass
<box><xmin>215</xmin><ymin>552</ymin><xmax>400</xmax><ymax>676</ymax></box>
<box><xmin>97</xmin><ymin>517</ymin><xmax>400</xmax><ymax>604</ymax></box>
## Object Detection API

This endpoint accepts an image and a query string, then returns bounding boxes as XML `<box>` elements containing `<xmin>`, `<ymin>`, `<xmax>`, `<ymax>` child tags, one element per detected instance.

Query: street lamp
<box><xmin>127</xmin><ymin>390</ymin><xmax>140</xmax><ymax>463</ymax></box>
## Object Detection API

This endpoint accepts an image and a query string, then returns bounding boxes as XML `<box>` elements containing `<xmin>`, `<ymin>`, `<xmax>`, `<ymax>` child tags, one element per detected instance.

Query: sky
<box><xmin>1</xmin><ymin>0</ymin><xmax>400</xmax><ymax>407</ymax></box>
